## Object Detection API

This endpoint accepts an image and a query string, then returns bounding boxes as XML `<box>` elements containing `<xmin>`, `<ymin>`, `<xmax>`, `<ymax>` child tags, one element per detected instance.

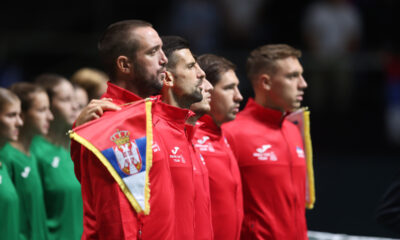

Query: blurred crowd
<box><xmin>0</xmin><ymin>69</ymin><xmax>108</xmax><ymax>239</ymax></box>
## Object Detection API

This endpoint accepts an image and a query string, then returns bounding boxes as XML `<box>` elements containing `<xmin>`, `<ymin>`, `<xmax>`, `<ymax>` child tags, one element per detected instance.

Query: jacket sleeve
<box><xmin>376</xmin><ymin>171</ymin><xmax>400</xmax><ymax>234</ymax></box>
<box><xmin>70</xmin><ymin>139</ymin><xmax>140</xmax><ymax>240</ymax></box>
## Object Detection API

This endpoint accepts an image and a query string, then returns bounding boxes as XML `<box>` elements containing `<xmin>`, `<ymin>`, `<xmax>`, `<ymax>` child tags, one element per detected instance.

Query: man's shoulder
<box><xmin>222</xmin><ymin>113</ymin><xmax>256</xmax><ymax>133</ymax></box>
<box><xmin>283</xmin><ymin>119</ymin><xmax>303</xmax><ymax>136</ymax></box>
<box><xmin>75</xmin><ymin>99</ymin><xmax>149</xmax><ymax>131</ymax></box>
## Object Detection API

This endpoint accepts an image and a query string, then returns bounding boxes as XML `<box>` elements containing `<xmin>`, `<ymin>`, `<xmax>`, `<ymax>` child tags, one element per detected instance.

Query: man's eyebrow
<box><xmin>287</xmin><ymin>71</ymin><xmax>302</xmax><ymax>76</ymax></box>
<box><xmin>147</xmin><ymin>45</ymin><xmax>160</xmax><ymax>52</ymax></box>
<box><xmin>224</xmin><ymin>83</ymin><xmax>236</xmax><ymax>88</ymax></box>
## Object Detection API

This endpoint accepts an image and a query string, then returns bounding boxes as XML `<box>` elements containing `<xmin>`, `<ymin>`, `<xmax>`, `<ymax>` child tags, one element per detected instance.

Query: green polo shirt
<box><xmin>0</xmin><ymin>158</ymin><xmax>20</xmax><ymax>240</ymax></box>
<box><xmin>31</xmin><ymin>135</ymin><xmax>83</xmax><ymax>240</ymax></box>
<box><xmin>0</xmin><ymin>143</ymin><xmax>49</xmax><ymax>240</ymax></box>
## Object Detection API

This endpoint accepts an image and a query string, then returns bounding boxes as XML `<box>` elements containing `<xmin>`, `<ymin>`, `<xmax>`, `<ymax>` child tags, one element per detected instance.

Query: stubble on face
<box><xmin>132</xmin><ymin>61</ymin><xmax>163</xmax><ymax>95</ymax></box>
<box><xmin>267</xmin><ymin>57</ymin><xmax>306</xmax><ymax>112</ymax></box>
<box><xmin>210</xmin><ymin>70</ymin><xmax>242</xmax><ymax>125</ymax></box>
<box><xmin>190</xmin><ymin>78</ymin><xmax>213</xmax><ymax>115</ymax></box>
<box><xmin>170</xmin><ymin>49</ymin><xmax>204</xmax><ymax>108</ymax></box>
<box><xmin>130</xmin><ymin>27</ymin><xmax>167</xmax><ymax>97</ymax></box>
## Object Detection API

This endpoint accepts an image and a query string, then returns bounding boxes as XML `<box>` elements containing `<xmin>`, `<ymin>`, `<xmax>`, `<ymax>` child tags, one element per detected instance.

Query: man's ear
<box><xmin>116</xmin><ymin>56</ymin><xmax>132</xmax><ymax>74</ymax></box>
<box><xmin>258</xmin><ymin>73</ymin><xmax>272</xmax><ymax>91</ymax></box>
<box><xmin>164</xmin><ymin>71</ymin><xmax>174</xmax><ymax>87</ymax></box>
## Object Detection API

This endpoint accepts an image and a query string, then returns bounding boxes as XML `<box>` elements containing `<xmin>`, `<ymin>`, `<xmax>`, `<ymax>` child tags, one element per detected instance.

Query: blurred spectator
<box><xmin>73</xmin><ymin>84</ymin><xmax>89</xmax><ymax>119</ymax></box>
<box><xmin>70</xmin><ymin>67</ymin><xmax>108</xmax><ymax>100</ymax></box>
<box><xmin>5</xmin><ymin>82</ymin><xmax>52</xmax><ymax>240</ymax></box>
<box><xmin>35</xmin><ymin>73</ymin><xmax>78</xmax><ymax>149</ymax></box>
<box><xmin>0</xmin><ymin>87</ymin><xmax>22</xmax><ymax>240</ymax></box>
<box><xmin>33</xmin><ymin>74</ymin><xmax>83</xmax><ymax>239</ymax></box>
<box><xmin>302</xmin><ymin>0</ymin><xmax>362</xmax><ymax>114</ymax></box>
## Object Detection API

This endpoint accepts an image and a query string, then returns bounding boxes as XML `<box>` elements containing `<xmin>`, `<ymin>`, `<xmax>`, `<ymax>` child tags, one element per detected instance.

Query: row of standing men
<box><xmin>71</xmin><ymin>20</ymin><xmax>311</xmax><ymax>240</ymax></box>
<box><xmin>0</xmin><ymin>18</ymin><xmax>312</xmax><ymax>240</ymax></box>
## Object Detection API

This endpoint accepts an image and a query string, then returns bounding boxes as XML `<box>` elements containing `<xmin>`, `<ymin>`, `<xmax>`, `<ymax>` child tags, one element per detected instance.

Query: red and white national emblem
<box><xmin>111</xmin><ymin>129</ymin><xmax>142</xmax><ymax>175</ymax></box>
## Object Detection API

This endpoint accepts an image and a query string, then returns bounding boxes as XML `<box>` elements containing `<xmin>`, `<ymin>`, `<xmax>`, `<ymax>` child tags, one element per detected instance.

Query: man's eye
<box><xmin>150</xmin><ymin>48</ymin><xmax>157</xmax><ymax>55</ymax></box>
<box><xmin>224</xmin><ymin>85</ymin><xmax>235</xmax><ymax>90</ymax></box>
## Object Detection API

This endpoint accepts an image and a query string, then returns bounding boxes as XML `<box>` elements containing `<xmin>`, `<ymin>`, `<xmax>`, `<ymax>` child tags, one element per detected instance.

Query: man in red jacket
<box><xmin>159</xmin><ymin>35</ymin><xmax>213</xmax><ymax>240</ymax></box>
<box><xmin>222</xmin><ymin>44</ymin><xmax>309</xmax><ymax>239</ymax></box>
<box><xmin>190</xmin><ymin>54</ymin><xmax>244</xmax><ymax>240</ymax></box>
<box><xmin>70</xmin><ymin>20</ymin><xmax>179</xmax><ymax>239</ymax></box>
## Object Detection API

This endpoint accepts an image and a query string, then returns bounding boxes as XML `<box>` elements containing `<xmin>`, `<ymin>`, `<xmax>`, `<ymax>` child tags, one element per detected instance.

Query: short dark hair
<box><xmin>0</xmin><ymin>87</ymin><xmax>19</xmax><ymax>113</ymax></box>
<box><xmin>197</xmin><ymin>54</ymin><xmax>236</xmax><ymax>86</ymax></box>
<box><xmin>161</xmin><ymin>35</ymin><xmax>190</xmax><ymax>70</ymax></box>
<box><xmin>98</xmin><ymin>20</ymin><xmax>152</xmax><ymax>78</ymax></box>
<box><xmin>246</xmin><ymin>44</ymin><xmax>301</xmax><ymax>83</ymax></box>
<box><xmin>34</xmin><ymin>73</ymin><xmax>67</xmax><ymax>101</ymax></box>
<box><xmin>9</xmin><ymin>82</ymin><xmax>45</xmax><ymax>112</ymax></box>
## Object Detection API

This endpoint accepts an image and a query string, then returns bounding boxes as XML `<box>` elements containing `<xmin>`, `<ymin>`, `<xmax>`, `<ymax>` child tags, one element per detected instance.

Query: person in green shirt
<box><xmin>3</xmin><ymin>83</ymin><xmax>53</xmax><ymax>240</ymax></box>
<box><xmin>34</xmin><ymin>74</ymin><xmax>83</xmax><ymax>240</ymax></box>
<box><xmin>35</xmin><ymin>74</ymin><xmax>78</xmax><ymax>149</ymax></box>
<box><xmin>0</xmin><ymin>87</ymin><xmax>23</xmax><ymax>240</ymax></box>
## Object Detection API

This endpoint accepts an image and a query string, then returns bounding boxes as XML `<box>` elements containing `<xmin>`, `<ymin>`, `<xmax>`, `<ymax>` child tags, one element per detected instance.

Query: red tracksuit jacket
<box><xmin>193</xmin><ymin>114</ymin><xmax>243</xmax><ymax>240</ymax></box>
<box><xmin>70</xmin><ymin>82</ymin><xmax>175</xmax><ymax>240</ymax></box>
<box><xmin>151</xmin><ymin>100</ymin><xmax>213</xmax><ymax>240</ymax></box>
<box><xmin>222</xmin><ymin>98</ymin><xmax>308</xmax><ymax>240</ymax></box>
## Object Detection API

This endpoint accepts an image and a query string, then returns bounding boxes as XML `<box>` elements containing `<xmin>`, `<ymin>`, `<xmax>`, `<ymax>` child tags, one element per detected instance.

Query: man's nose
<box><xmin>160</xmin><ymin>49</ymin><xmax>168</xmax><ymax>65</ymax></box>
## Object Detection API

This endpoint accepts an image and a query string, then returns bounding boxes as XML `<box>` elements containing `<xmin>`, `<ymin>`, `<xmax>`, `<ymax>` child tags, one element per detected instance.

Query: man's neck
<box><xmin>254</xmin><ymin>94</ymin><xmax>285</xmax><ymax>113</ymax></box>
<box><xmin>187</xmin><ymin>113</ymin><xmax>203</xmax><ymax>126</ymax></box>
<box><xmin>110</xmin><ymin>78</ymin><xmax>150</xmax><ymax>99</ymax></box>
<box><xmin>161</xmin><ymin>89</ymin><xmax>192</xmax><ymax>109</ymax></box>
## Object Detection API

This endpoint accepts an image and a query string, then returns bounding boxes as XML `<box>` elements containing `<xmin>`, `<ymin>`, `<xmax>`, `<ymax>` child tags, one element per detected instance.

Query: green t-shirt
<box><xmin>0</xmin><ymin>143</ymin><xmax>49</xmax><ymax>240</ymax></box>
<box><xmin>0</xmin><ymin>159</ymin><xmax>20</xmax><ymax>240</ymax></box>
<box><xmin>30</xmin><ymin>135</ymin><xmax>83</xmax><ymax>240</ymax></box>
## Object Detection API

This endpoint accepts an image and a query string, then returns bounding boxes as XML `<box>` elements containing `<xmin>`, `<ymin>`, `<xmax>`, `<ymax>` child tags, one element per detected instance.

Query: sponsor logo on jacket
<box><xmin>195</xmin><ymin>136</ymin><xmax>215</xmax><ymax>152</ymax></box>
<box><xmin>253</xmin><ymin>144</ymin><xmax>278</xmax><ymax>161</ymax></box>
<box><xmin>169</xmin><ymin>146</ymin><xmax>186</xmax><ymax>163</ymax></box>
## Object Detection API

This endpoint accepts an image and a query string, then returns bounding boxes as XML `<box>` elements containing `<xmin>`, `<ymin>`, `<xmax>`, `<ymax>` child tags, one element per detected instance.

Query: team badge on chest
<box><xmin>296</xmin><ymin>146</ymin><xmax>305</xmax><ymax>158</ymax></box>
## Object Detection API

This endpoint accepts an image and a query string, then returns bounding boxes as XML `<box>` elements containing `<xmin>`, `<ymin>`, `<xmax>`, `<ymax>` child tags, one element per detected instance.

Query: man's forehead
<box><xmin>132</xmin><ymin>26</ymin><xmax>162</xmax><ymax>49</ymax></box>
<box><xmin>219</xmin><ymin>69</ymin><xmax>239</xmax><ymax>85</ymax></box>
<box><xmin>174</xmin><ymin>48</ymin><xmax>195</xmax><ymax>64</ymax></box>
<box><xmin>276</xmin><ymin>57</ymin><xmax>303</xmax><ymax>72</ymax></box>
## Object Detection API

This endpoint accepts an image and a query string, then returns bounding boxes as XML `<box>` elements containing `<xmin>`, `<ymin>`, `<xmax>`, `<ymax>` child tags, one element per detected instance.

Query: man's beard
<box><xmin>176</xmin><ymin>89</ymin><xmax>203</xmax><ymax>109</ymax></box>
<box><xmin>191</xmin><ymin>90</ymin><xmax>203</xmax><ymax>103</ymax></box>
<box><xmin>133</xmin><ymin>63</ymin><xmax>163</xmax><ymax>97</ymax></box>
